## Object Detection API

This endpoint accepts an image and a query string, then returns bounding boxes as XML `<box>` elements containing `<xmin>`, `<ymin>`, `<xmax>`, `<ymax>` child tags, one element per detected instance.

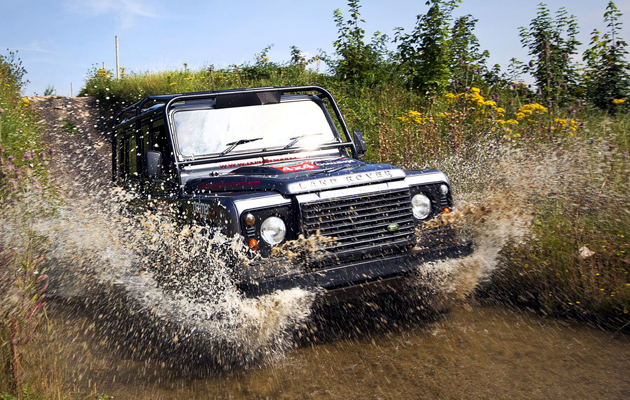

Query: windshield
<box><xmin>172</xmin><ymin>100</ymin><xmax>339</xmax><ymax>159</ymax></box>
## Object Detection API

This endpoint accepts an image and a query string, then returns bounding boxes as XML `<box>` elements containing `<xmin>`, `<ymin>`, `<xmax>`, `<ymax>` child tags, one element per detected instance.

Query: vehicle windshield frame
<box><xmin>169</xmin><ymin>97</ymin><xmax>342</xmax><ymax>162</ymax></box>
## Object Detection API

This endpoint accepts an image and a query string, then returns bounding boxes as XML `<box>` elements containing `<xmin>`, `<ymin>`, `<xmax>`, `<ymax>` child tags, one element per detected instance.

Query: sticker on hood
<box><xmin>273</xmin><ymin>161</ymin><xmax>320</xmax><ymax>173</ymax></box>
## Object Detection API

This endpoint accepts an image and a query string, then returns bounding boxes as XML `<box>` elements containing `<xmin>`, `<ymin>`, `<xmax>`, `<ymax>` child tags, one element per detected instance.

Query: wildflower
<box><xmin>8</xmin><ymin>156</ymin><xmax>14</xmax><ymax>161</ymax></box>
<box><xmin>49</xmin><ymin>148</ymin><xmax>54</xmax><ymax>154</ymax></box>
<box><xmin>169</xmin><ymin>82</ymin><xmax>177</xmax><ymax>86</ymax></box>
<box><xmin>506</xmin><ymin>119</ymin><xmax>519</xmax><ymax>125</ymax></box>
<box><xmin>554</xmin><ymin>118</ymin><xmax>568</xmax><ymax>127</ymax></box>
<box><xmin>515</xmin><ymin>112</ymin><xmax>526</xmax><ymax>119</ymax></box>
<box><xmin>470</xmin><ymin>87</ymin><xmax>481</xmax><ymax>93</ymax></box>
<box><xmin>183</xmin><ymin>62</ymin><xmax>188</xmax><ymax>67</ymax></box>
<box><xmin>21</xmin><ymin>97</ymin><xmax>30</xmax><ymax>106</ymax></box>
<box><xmin>612</xmin><ymin>99</ymin><xmax>626</xmax><ymax>104</ymax></box>
<box><xmin>495</xmin><ymin>107</ymin><xmax>505</xmax><ymax>114</ymax></box>
<box><xmin>512</xmin><ymin>133</ymin><xmax>521</xmax><ymax>138</ymax></box>
<box><xmin>200</xmin><ymin>76</ymin><xmax>206</xmax><ymax>80</ymax></box>
<box><xmin>444</xmin><ymin>93</ymin><xmax>456</xmax><ymax>99</ymax></box>
<box><xmin>184</xmin><ymin>77</ymin><xmax>193</xmax><ymax>81</ymax></box>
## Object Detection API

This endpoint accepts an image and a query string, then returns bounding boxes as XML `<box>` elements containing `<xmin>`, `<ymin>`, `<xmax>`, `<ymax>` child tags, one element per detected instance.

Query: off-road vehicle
<box><xmin>113</xmin><ymin>86</ymin><xmax>471</xmax><ymax>299</ymax></box>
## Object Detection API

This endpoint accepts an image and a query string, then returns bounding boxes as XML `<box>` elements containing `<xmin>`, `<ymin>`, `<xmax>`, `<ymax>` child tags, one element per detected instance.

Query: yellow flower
<box><xmin>495</xmin><ymin>107</ymin><xmax>505</xmax><ymax>114</ymax></box>
<box><xmin>484</xmin><ymin>100</ymin><xmax>497</xmax><ymax>107</ymax></box>
<box><xmin>21</xmin><ymin>97</ymin><xmax>29</xmax><ymax>106</ymax></box>
<box><xmin>169</xmin><ymin>82</ymin><xmax>177</xmax><ymax>86</ymax></box>
<box><xmin>200</xmin><ymin>76</ymin><xmax>206</xmax><ymax>79</ymax></box>
<box><xmin>554</xmin><ymin>118</ymin><xmax>568</xmax><ymax>127</ymax></box>
<box><xmin>515</xmin><ymin>112</ymin><xmax>526</xmax><ymax>119</ymax></box>
<box><xmin>470</xmin><ymin>87</ymin><xmax>481</xmax><ymax>93</ymax></box>
<box><xmin>444</xmin><ymin>93</ymin><xmax>456</xmax><ymax>99</ymax></box>
<box><xmin>184</xmin><ymin>77</ymin><xmax>193</xmax><ymax>81</ymax></box>
<box><xmin>506</xmin><ymin>119</ymin><xmax>519</xmax><ymax>125</ymax></box>
<box><xmin>612</xmin><ymin>98</ymin><xmax>626</xmax><ymax>104</ymax></box>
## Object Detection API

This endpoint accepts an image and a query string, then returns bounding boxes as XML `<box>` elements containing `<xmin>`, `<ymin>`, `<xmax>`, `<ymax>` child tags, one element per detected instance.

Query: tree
<box><xmin>518</xmin><ymin>3</ymin><xmax>581</xmax><ymax>103</ymax></box>
<box><xmin>331</xmin><ymin>0</ymin><xmax>390</xmax><ymax>85</ymax></box>
<box><xmin>395</xmin><ymin>0</ymin><xmax>460</xmax><ymax>94</ymax></box>
<box><xmin>448</xmin><ymin>14</ymin><xmax>489</xmax><ymax>89</ymax></box>
<box><xmin>583</xmin><ymin>1</ymin><xmax>630</xmax><ymax>113</ymax></box>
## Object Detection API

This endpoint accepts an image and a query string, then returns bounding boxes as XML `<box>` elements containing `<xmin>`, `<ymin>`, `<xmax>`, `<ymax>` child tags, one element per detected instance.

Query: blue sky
<box><xmin>2</xmin><ymin>0</ymin><xmax>629</xmax><ymax>96</ymax></box>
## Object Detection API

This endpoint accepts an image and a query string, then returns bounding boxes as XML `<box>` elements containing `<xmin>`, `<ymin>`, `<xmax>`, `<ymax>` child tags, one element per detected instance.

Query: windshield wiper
<box><xmin>220</xmin><ymin>137</ymin><xmax>262</xmax><ymax>156</ymax></box>
<box><xmin>283</xmin><ymin>133</ymin><xmax>323</xmax><ymax>149</ymax></box>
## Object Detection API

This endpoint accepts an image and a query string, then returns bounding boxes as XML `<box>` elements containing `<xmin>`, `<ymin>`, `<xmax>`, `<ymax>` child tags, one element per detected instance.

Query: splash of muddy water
<box><xmin>19</xmin><ymin>97</ymin><xmax>317</xmax><ymax>369</ymax></box>
<box><xmin>19</xmin><ymin>97</ymin><xmax>604</xmax><ymax>370</ymax></box>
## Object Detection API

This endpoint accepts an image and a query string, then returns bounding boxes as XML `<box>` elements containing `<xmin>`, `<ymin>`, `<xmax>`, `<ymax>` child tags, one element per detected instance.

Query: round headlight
<box><xmin>260</xmin><ymin>216</ymin><xmax>287</xmax><ymax>245</ymax></box>
<box><xmin>412</xmin><ymin>193</ymin><xmax>432</xmax><ymax>220</ymax></box>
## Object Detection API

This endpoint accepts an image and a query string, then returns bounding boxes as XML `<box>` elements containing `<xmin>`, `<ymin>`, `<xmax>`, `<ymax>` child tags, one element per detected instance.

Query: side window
<box><xmin>127</xmin><ymin>134</ymin><xmax>138</xmax><ymax>177</ymax></box>
<box><xmin>150</xmin><ymin>124</ymin><xmax>173</xmax><ymax>176</ymax></box>
<box><xmin>117</xmin><ymin>134</ymin><xmax>125</xmax><ymax>179</ymax></box>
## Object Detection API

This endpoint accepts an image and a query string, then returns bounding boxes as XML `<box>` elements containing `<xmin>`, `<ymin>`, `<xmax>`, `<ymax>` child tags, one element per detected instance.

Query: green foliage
<box><xmin>42</xmin><ymin>85</ymin><xmax>55</xmax><ymax>96</ymax></box>
<box><xmin>448</xmin><ymin>14</ymin><xmax>489</xmax><ymax>90</ymax></box>
<box><xmin>0</xmin><ymin>52</ymin><xmax>46</xmax><ymax>176</ymax></box>
<box><xmin>330</xmin><ymin>0</ymin><xmax>391</xmax><ymax>85</ymax></box>
<box><xmin>518</xmin><ymin>3</ymin><xmax>581</xmax><ymax>104</ymax></box>
<box><xmin>0</xmin><ymin>51</ymin><xmax>28</xmax><ymax>92</ymax></box>
<box><xmin>60</xmin><ymin>118</ymin><xmax>76</xmax><ymax>135</ymax></box>
<box><xmin>583</xmin><ymin>1</ymin><xmax>630</xmax><ymax>113</ymax></box>
<box><xmin>395</xmin><ymin>0</ymin><xmax>460</xmax><ymax>95</ymax></box>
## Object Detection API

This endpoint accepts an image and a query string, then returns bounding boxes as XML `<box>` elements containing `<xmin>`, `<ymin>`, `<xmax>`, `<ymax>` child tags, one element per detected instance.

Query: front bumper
<box><xmin>237</xmin><ymin>234</ymin><xmax>473</xmax><ymax>299</ymax></box>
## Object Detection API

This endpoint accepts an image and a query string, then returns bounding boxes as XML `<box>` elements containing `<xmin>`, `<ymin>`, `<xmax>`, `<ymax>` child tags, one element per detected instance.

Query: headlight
<box><xmin>439</xmin><ymin>184</ymin><xmax>449</xmax><ymax>196</ymax></box>
<box><xmin>411</xmin><ymin>193</ymin><xmax>432</xmax><ymax>220</ymax></box>
<box><xmin>260</xmin><ymin>216</ymin><xmax>287</xmax><ymax>245</ymax></box>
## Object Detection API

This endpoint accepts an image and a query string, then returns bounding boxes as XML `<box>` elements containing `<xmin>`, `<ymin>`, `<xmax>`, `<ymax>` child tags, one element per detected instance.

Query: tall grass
<box><xmin>1</xmin><ymin>53</ymin><xmax>60</xmax><ymax>399</ymax></box>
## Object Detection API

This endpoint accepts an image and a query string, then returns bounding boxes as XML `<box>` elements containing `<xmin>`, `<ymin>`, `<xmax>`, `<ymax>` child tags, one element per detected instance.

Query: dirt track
<box><xmin>29</xmin><ymin>96</ymin><xmax>112</xmax><ymax>199</ymax></box>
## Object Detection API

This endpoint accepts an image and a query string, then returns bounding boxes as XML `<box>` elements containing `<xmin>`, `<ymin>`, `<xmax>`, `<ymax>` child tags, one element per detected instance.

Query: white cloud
<box><xmin>64</xmin><ymin>0</ymin><xmax>159</xmax><ymax>29</ymax></box>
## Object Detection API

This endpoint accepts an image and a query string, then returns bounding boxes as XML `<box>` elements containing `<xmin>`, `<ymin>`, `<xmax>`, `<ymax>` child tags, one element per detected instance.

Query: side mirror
<box><xmin>352</xmin><ymin>130</ymin><xmax>368</xmax><ymax>159</ymax></box>
<box><xmin>146</xmin><ymin>151</ymin><xmax>162</xmax><ymax>178</ymax></box>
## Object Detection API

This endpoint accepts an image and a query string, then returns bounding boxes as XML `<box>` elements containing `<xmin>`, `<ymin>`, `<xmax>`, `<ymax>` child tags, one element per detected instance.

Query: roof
<box><xmin>114</xmin><ymin>85</ymin><xmax>331</xmax><ymax>128</ymax></box>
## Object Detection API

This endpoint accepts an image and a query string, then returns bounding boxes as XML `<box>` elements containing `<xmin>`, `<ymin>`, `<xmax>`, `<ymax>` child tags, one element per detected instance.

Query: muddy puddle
<box><xmin>55</xmin><ymin>301</ymin><xmax>630</xmax><ymax>400</ymax></box>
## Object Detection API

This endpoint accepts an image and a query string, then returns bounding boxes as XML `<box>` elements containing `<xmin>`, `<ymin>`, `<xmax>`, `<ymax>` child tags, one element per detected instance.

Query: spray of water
<box><xmin>19</xmin><ymin>97</ymin><xmax>622</xmax><ymax>371</ymax></box>
<box><xmin>12</xmin><ymin>97</ymin><xmax>317</xmax><ymax>369</ymax></box>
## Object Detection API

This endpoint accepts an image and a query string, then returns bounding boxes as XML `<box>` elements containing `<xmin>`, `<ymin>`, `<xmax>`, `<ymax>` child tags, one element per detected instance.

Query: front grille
<box><xmin>300</xmin><ymin>188</ymin><xmax>415</xmax><ymax>262</ymax></box>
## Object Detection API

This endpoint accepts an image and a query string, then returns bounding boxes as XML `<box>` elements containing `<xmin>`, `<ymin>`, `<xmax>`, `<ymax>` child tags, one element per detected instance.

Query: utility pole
<box><xmin>70</xmin><ymin>82</ymin><xmax>73</xmax><ymax>97</ymax></box>
<box><xmin>115</xmin><ymin>35</ymin><xmax>120</xmax><ymax>79</ymax></box>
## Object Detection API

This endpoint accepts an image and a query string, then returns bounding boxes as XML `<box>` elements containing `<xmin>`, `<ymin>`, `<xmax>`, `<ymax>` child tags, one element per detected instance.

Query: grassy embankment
<box><xmin>80</xmin><ymin>62</ymin><xmax>630</xmax><ymax>330</ymax></box>
<box><xmin>0</xmin><ymin>54</ymin><xmax>69</xmax><ymax>399</ymax></box>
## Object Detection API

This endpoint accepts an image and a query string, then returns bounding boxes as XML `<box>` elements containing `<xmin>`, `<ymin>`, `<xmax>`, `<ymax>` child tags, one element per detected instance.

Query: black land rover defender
<box><xmin>113</xmin><ymin>86</ymin><xmax>471</xmax><ymax>299</ymax></box>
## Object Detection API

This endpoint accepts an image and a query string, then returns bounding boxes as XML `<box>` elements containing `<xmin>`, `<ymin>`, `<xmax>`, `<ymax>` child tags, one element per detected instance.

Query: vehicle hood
<box><xmin>184</xmin><ymin>157</ymin><xmax>407</xmax><ymax>195</ymax></box>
